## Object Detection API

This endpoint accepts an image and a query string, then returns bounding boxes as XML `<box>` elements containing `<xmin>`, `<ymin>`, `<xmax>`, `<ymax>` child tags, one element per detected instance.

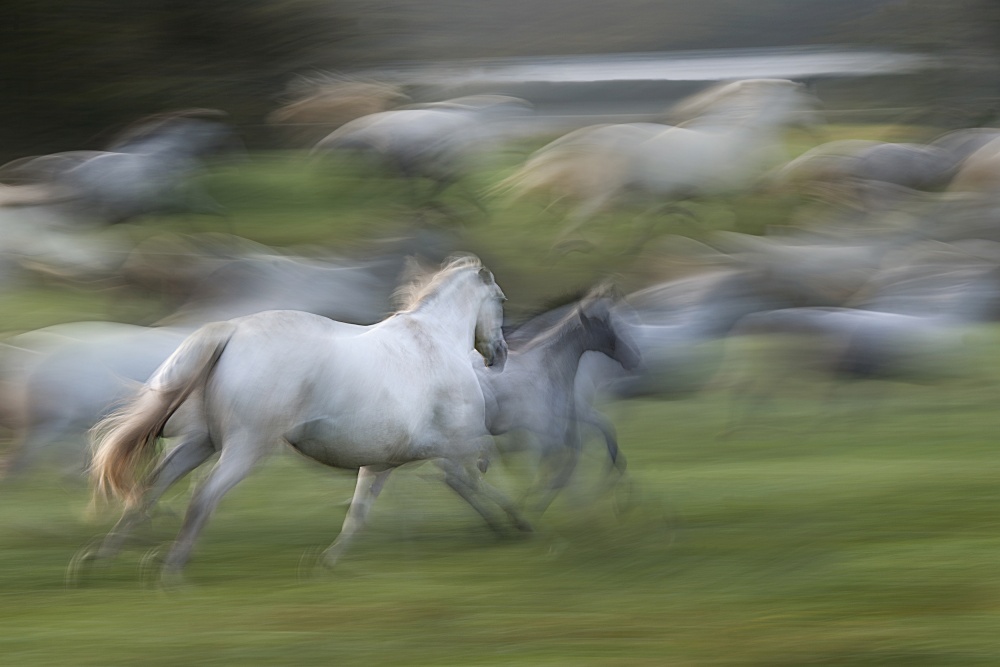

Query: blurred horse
<box><xmin>161</xmin><ymin>251</ymin><xmax>405</xmax><ymax>327</ymax></box>
<box><xmin>268</xmin><ymin>76</ymin><xmax>410</xmax><ymax>146</ymax></box>
<box><xmin>772</xmin><ymin>128</ymin><xmax>1000</xmax><ymax>211</ymax></box>
<box><xmin>931</xmin><ymin>128</ymin><xmax>1000</xmax><ymax>169</ymax></box>
<box><xmin>720</xmin><ymin>243</ymin><xmax>1000</xmax><ymax>430</ymax></box>
<box><xmin>84</xmin><ymin>256</ymin><xmax>520</xmax><ymax>582</ymax></box>
<box><xmin>313</xmin><ymin>95</ymin><xmax>531</xmax><ymax>211</ymax></box>
<box><xmin>573</xmin><ymin>265</ymin><xmax>782</xmax><ymax>417</ymax></box>
<box><xmin>475</xmin><ymin>284</ymin><xmax>640</xmax><ymax>513</ymax></box>
<box><xmin>948</xmin><ymin>136</ymin><xmax>1000</xmax><ymax>199</ymax></box>
<box><xmin>0</xmin><ymin>323</ymin><xmax>192</xmax><ymax>477</ymax></box>
<box><xmin>1</xmin><ymin>109</ymin><xmax>236</xmax><ymax>225</ymax></box>
<box><xmin>494</xmin><ymin>79</ymin><xmax>820</xmax><ymax>248</ymax></box>
<box><xmin>772</xmin><ymin>140</ymin><xmax>958</xmax><ymax>209</ymax></box>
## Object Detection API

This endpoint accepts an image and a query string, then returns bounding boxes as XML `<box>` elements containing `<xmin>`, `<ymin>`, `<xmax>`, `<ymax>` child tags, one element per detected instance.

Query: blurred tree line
<box><xmin>0</xmin><ymin>0</ymin><xmax>354</xmax><ymax>158</ymax></box>
<box><xmin>3</xmin><ymin>0</ymin><xmax>1000</xmax><ymax>160</ymax></box>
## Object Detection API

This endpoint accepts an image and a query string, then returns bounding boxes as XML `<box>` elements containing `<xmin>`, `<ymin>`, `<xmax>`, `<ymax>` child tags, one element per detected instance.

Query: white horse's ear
<box><xmin>478</xmin><ymin>267</ymin><xmax>494</xmax><ymax>284</ymax></box>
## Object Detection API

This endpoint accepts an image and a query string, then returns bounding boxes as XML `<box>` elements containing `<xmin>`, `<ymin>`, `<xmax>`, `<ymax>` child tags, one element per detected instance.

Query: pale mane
<box><xmin>391</xmin><ymin>254</ymin><xmax>483</xmax><ymax>311</ymax></box>
<box><xmin>668</xmin><ymin>79</ymin><xmax>794</xmax><ymax>123</ymax></box>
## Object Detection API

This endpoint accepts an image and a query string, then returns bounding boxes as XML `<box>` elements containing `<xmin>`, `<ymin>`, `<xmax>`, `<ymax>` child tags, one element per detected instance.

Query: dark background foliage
<box><xmin>1</xmin><ymin>0</ymin><xmax>998</xmax><ymax>158</ymax></box>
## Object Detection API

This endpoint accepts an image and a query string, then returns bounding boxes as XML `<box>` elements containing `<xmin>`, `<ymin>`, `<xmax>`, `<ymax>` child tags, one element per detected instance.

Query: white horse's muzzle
<box><xmin>482</xmin><ymin>339</ymin><xmax>508</xmax><ymax>371</ymax></box>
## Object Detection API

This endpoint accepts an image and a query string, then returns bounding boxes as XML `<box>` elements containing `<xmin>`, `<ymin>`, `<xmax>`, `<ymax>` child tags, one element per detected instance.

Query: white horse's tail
<box><xmin>90</xmin><ymin>321</ymin><xmax>237</xmax><ymax>509</ymax></box>
<box><xmin>488</xmin><ymin>148</ymin><xmax>598</xmax><ymax>203</ymax></box>
<box><xmin>489</xmin><ymin>125</ymin><xmax>634</xmax><ymax>205</ymax></box>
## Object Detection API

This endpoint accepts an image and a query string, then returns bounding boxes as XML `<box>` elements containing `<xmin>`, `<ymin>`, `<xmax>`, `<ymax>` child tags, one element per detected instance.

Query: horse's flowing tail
<box><xmin>90</xmin><ymin>321</ymin><xmax>237</xmax><ymax>509</ymax></box>
<box><xmin>487</xmin><ymin>142</ymin><xmax>624</xmax><ymax>210</ymax></box>
<box><xmin>488</xmin><ymin>148</ymin><xmax>579</xmax><ymax>203</ymax></box>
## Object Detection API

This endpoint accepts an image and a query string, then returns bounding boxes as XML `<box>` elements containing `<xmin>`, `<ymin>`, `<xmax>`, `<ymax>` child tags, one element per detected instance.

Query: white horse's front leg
<box><xmin>322</xmin><ymin>465</ymin><xmax>393</xmax><ymax>568</ymax></box>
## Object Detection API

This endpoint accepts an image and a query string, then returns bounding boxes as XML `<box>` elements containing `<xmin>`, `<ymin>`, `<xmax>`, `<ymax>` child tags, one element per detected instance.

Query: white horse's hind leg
<box><xmin>159</xmin><ymin>440</ymin><xmax>266</xmax><ymax>579</ymax></box>
<box><xmin>94</xmin><ymin>434</ymin><xmax>215</xmax><ymax>560</ymax></box>
<box><xmin>321</xmin><ymin>465</ymin><xmax>393</xmax><ymax>568</ymax></box>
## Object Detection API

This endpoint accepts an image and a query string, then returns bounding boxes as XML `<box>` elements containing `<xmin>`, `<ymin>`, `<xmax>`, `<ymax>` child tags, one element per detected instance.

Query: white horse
<box><xmin>267</xmin><ymin>76</ymin><xmax>410</xmax><ymax>146</ymax></box>
<box><xmin>0</xmin><ymin>240</ymin><xmax>434</xmax><ymax>480</ymax></box>
<box><xmin>719</xmin><ymin>244</ymin><xmax>1000</xmax><ymax>430</ymax></box>
<box><xmin>85</xmin><ymin>255</ymin><xmax>521</xmax><ymax>582</ymax></box>
<box><xmin>495</xmin><ymin>79</ymin><xmax>820</xmax><ymax>248</ymax></box>
<box><xmin>313</xmin><ymin>95</ymin><xmax>531</xmax><ymax>208</ymax></box>
<box><xmin>1</xmin><ymin>110</ymin><xmax>235</xmax><ymax>225</ymax></box>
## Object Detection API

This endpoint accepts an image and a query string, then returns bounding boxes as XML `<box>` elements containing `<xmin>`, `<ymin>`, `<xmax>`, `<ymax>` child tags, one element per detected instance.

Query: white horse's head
<box><xmin>671</xmin><ymin>79</ymin><xmax>822</xmax><ymax>129</ymax></box>
<box><xmin>395</xmin><ymin>255</ymin><xmax>508</xmax><ymax>370</ymax></box>
<box><xmin>473</xmin><ymin>266</ymin><xmax>508</xmax><ymax>371</ymax></box>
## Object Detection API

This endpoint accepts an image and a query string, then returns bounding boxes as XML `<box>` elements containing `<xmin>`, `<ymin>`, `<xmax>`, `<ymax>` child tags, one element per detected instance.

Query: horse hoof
<box><xmin>318</xmin><ymin>547</ymin><xmax>346</xmax><ymax>571</ymax></box>
<box><xmin>613</xmin><ymin>477</ymin><xmax>641</xmax><ymax>518</ymax></box>
<box><xmin>297</xmin><ymin>547</ymin><xmax>327</xmax><ymax>581</ymax></box>
<box><xmin>65</xmin><ymin>541</ymin><xmax>102</xmax><ymax>588</ymax></box>
<box><xmin>138</xmin><ymin>545</ymin><xmax>170</xmax><ymax>590</ymax></box>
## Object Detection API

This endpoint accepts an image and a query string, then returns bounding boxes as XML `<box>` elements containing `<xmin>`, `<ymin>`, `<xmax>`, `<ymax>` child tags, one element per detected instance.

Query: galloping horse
<box><xmin>85</xmin><ymin>255</ymin><xmax>522</xmax><ymax>582</ymax></box>
<box><xmin>494</xmin><ymin>79</ymin><xmax>820</xmax><ymax>249</ymax></box>
<box><xmin>2</xmin><ymin>109</ymin><xmax>235</xmax><ymax>225</ymax></box>
<box><xmin>476</xmin><ymin>284</ymin><xmax>641</xmax><ymax>512</ymax></box>
<box><xmin>268</xmin><ymin>76</ymin><xmax>410</xmax><ymax>146</ymax></box>
<box><xmin>313</xmin><ymin>95</ymin><xmax>531</xmax><ymax>209</ymax></box>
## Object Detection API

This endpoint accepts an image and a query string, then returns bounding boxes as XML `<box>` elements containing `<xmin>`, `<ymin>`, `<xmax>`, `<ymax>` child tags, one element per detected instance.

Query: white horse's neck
<box><xmin>406</xmin><ymin>273</ymin><xmax>481</xmax><ymax>351</ymax></box>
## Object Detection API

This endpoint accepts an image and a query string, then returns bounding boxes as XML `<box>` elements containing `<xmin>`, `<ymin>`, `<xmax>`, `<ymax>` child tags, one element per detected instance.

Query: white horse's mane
<box><xmin>392</xmin><ymin>254</ymin><xmax>484</xmax><ymax>311</ymax></box>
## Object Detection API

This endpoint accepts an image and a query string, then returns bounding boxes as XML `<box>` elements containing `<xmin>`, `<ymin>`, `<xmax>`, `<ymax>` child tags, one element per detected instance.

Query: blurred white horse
<box><xmin>313</xmin><ymin>95</ymin><xmax>531</xmax><ymax>209</ymax></box>
<box><xmin>85</xmin><ymin>255</ymin><xmax>520</xmax><ymax>582</ymax></box>
<box><xmin>0</xmin><ymin>240</ymin><xmax>436</xmax><ymax>479</ymax></box>
<box><xmin>494</xmin><ymin>79</ymin><xmax>820</xmax><ymax>248</ymax></box>
<box><xmin>719</xmin><ymin>242</ymin><xmax>1000</xmax><ymax>431</ymax></box>
<box><xmin>1</xmin><ymin>110</ymin><xmax>235</xmax><ymax>225</ymax></box>
<box><xmin>268</xmin><ymin>75</ymin><xmax>410</xmax><ymax>146</ymax></box>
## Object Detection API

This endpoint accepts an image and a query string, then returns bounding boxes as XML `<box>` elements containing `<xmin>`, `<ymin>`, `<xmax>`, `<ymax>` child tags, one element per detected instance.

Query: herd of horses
<box><xmin>3</xmin><ymin>76</ymin><xmax>1000</xmax><ymax>584</ymax></box>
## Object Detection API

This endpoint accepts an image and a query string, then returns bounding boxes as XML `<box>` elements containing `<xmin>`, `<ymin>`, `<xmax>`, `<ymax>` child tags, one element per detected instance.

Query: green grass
<box><xmin>3</xmin><ymin>127</ymin><xmax>1000</xmax><ymax>665</ymax></box>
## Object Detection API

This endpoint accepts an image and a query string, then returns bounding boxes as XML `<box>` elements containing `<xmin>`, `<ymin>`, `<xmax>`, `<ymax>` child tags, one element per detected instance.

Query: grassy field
<box><xmin>3</xmin><ymin>129</ymin><xmax>1000</xmax><ymax>666</ymax></box>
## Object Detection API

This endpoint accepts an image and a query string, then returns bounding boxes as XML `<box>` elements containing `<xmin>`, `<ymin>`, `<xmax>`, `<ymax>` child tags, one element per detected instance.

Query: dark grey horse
<box><xmin>474</xmin><ymin>285</ymin><xmax>640</xmax><ymax>513</ymax></box>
